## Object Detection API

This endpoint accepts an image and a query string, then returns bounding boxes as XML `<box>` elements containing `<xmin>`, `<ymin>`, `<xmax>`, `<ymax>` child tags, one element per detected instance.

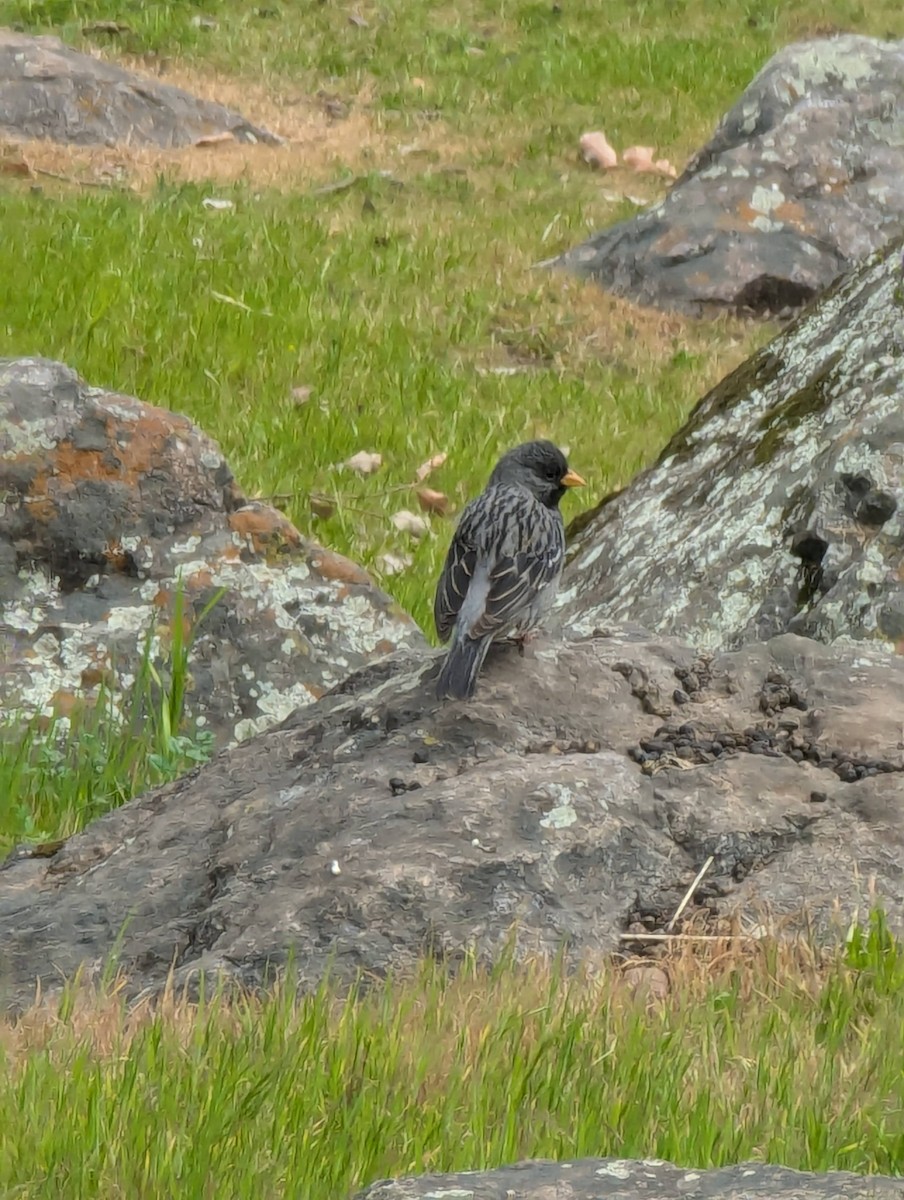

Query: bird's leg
<box><xmin>511</xmin><ymin>628</ymin><xmax>540</xmax><ymax>657</ymax></box>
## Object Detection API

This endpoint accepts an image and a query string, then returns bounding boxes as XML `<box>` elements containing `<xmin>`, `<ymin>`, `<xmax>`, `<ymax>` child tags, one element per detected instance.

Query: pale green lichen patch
<box><xmin>789</xmin><ymin>39</ymin><xmax>883</xmax><ymax>91</ymax></box>
<box><xmin>1</xmin><ymin>357</ymin><xmax>424</xmax><ymax>746</ymax></box>
<box><xmin>559</xmin><ymin>238</ymin><xmax>904</xmax><ymax>652</ymax></box>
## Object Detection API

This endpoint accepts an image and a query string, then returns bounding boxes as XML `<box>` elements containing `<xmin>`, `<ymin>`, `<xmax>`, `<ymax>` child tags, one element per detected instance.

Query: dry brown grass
<box><xmin>0</xmin><ymin>44</ymin><xmax>492</xmax><ymax>198</ymax></box>
<box><xmin>0</xmin><ymin>931</ymin><xmax>834</xmax><ymax>1067</ymax></box>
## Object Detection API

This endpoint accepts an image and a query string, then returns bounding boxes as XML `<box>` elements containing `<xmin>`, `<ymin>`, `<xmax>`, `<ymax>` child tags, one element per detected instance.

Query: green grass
<box><xmin>2</xmin><ymin>919</ymin><xmax>903</xmax><ymax>1197</ymax></box>
<box><xmin>3</xmin><ymin>4</ymin><xmax>904</xmax><ymax>1192</ymax></box>
<box><xmin>0</xmin><ymin>179</ymin><xmax>755</xmax><ymax>637</ymax></box>
<box><xmin>0</xmin><ymin>584</ymin><xmax>216</xmax><ymax>857</ymax></box>
<box><xmin>4</xmin><ymin>0</ymin><xmax>901</xmax><ymax>640</ymax></box>
<box><xmin>2</xmin><ymin>0</ymin><xmax>901</xmax><ymax>635</ymax></box>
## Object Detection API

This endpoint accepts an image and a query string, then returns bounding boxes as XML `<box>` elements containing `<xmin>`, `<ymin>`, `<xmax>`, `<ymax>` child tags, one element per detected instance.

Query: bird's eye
<box><xmin>546</xmin><ymin>466</ymin><xmax>560</xmax><ymax>481</ymax></box>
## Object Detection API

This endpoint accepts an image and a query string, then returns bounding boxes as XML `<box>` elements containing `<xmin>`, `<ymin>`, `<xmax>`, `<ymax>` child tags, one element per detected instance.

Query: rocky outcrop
<box><xmin>0</xmin><ymin>358</ymin><xmax>423</xmax><ymax>745</ymax></box>
<box><xmin>0</xmin><ymin>30</ymin><xmax>279</xmax><ymax>147</ymax></box>
<box><xmin>353</xmin><ymin>1158</ymin><xmax>904</xmax><ymax>1200</ymax></box>
<box><xmin>558</xmin><ymin>238</ymin><xmax>904</xmax><ymax>653</ymax></box>
<box><xmin>2</xmin><ymin>624</ymin><xmax>903</xmax><ymax>1010</ymax></box>
<box><xmin>554</xmin><ymin>35</ymin><xmax>904</xmax><ymax>316</ymax></box>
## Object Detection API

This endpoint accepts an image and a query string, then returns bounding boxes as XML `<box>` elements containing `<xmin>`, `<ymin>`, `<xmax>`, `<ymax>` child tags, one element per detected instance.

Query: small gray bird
<box><xmin>433</xmin><ymin>440</ymin><xmax>585</xmax><ymax>700</ymax></box>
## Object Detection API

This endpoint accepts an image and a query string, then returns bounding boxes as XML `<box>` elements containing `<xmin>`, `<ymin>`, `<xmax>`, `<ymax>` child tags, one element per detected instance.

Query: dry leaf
<box><xmin>291</xmin><ymin>384</ymin><xmax>313</xmax><ymax>405</ymax></box>
<box><xmin>378</xmin><ymin>551</ymin><xmax>413</xmax><ymax>575</ymax></box>
<box><xmin>416</xmin><ymin>487</ymin><xmax>449</xmax><ymax>515</ymax></box>
<box><xmin>410</xmin><ymin>77</ymin><xmax>427</xmax><ymax>91</ymax></box>
<box><xmin>623</xmin><ymin>964</ymin><xmax>670</xmax><ymax>1002</ymax></box>
<box><xmin>345</xmin><ymin>450</ymin><xmax>382</xmax><ymax>474</ymax></box>
<box><xmin>194</xmin><ymin>132</ymin><xmax>236</xmax><ymax>148</ymax></box>
<box><xmin>622</xmin><ymin>145</ymin><xmax>656</xmax><ymax>173</ymax></box>
<box><xmin>415</xmin><ymin>452</ymin><xmax>447</xmax><ymax>482</ymax></box>
<box><xmin>391</xmin><ymin>509</ymin><xmax>429</xmax><ymax>538</ymax></box>
<box><xmin>579</xmin><ymin>131</ymin><xmax>618</xmax><ymax>170</ymax></box>
<box><xmin>654</xmin><ymin>158</ymin><xmax>678</xmax><ymax>178</ymax></box>
<box><xmin>309</xmin><ymin>494</ymin><xmax>336</xmax><ymax>519</ymax></box>
<box><xmin>82</xmin><ymin>20</ymin><xmax>131</xmax><ymax>33</ymax></box>
<box><xmin>476</xmin><ymin>365</ymin><xmax>530</xmax><ymax>376</ymax></box>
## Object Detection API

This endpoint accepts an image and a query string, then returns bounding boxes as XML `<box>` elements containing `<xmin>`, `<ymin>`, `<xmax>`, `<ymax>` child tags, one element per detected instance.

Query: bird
<box><xmin>433</xmin><ymin>440</ymin><xmax>585</xmax><ymax>701</ymax></box>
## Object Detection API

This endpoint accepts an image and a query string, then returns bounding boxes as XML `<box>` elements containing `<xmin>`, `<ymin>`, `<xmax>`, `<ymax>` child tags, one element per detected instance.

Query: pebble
<box><xmin>624</xmin><ymin>713</ymin><xmax>903</xmax><ymax>783</ymax></box>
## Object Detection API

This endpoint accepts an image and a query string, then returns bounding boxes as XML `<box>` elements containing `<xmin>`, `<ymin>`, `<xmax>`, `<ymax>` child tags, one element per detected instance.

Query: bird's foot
<box><xmin>508</xmin><ymin>629</ymin><xmax>539</xmax><ymax>657</ymax></box>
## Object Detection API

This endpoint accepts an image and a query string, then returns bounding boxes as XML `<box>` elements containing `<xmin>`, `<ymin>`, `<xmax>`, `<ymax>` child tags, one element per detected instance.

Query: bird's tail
<box><xmin>436</xmin><ymin>633</ymin><xmax>492</xmax><ymax>700</ymax></box>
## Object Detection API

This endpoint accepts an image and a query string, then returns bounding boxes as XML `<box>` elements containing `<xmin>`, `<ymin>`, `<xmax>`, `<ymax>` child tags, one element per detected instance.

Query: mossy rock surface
<box><xmin>560</xmin><ymin>237</ymin><xmax>904</xmax><ymax>653</ymax></box>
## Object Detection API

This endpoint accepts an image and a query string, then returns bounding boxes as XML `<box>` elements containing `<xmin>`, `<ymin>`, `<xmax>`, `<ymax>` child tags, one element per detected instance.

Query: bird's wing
<box><xmin>434</xmin><ymin>487</ymin><xmax>564</xmax><ymax>644</ymax></box>
<box><xmin>433</xmin><ymin>505</ymin><xmax>479</xmax><ymax>642</ymax></box>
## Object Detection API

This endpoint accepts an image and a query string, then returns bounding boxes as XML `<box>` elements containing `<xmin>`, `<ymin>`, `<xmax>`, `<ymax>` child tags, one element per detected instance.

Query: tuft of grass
<box><xmin>0</xmin><ymin>583</ymin><xmax>220</xmax><ymax>855</ymax></box>
<box><xmin>1</xmin><ymin>924</ymin><xmax>903</xmax><ymax>1197</ymax></box>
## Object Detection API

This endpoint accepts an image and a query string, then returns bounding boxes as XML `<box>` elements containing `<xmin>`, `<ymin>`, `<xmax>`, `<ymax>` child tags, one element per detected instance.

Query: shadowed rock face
<box><xmin>0</xmin><ymin>30</ymin><xmax>280</xmax><ymax>148</ymax></box>
<box><xmin>351</xmin><ymin>1158</ymin><xmax>904</xmax><ymax>1200</ymax></box>
<box><xmin>0</xmin><ymin>358</ymin><xmax>423</xmax><ymax>745</ymax></box>
<box><xmin>555</xmin><ymin>35</ymin><xmax>904</xmax><ymax>316</ymax></box>
<box><xmin>558</xmin><ymin>237</ymin><xmax>904</xmax><ymax>653</ymax></box>
<box><xmin>2</xmin><ymin>626</ymin><xmax>903</xmax><ymax>1011</ymax></box>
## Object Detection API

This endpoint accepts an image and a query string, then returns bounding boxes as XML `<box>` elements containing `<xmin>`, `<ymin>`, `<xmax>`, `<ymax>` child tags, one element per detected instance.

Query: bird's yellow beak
<box><xmin>561</xmin><ymin>469</ymin><xmax>586</xmax><ymax>488</ymax></box>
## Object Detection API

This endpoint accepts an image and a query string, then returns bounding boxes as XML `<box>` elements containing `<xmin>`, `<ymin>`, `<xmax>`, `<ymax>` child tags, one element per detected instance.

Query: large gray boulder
<box><xmin>354</xmin><ymin>1158</ymin><xmax>904</xmax><ymax>1200</ymax></box>
<box><xmin>555</xmin><ymin>35</ymin><xmax>904</xmax><ymax>316</ymax></box>
<box><xmin>0</xmin><ymin>358</ymin><xmax>423</xmax><ymax>746</ymax></box>
<box><xmin>2</xmin><ymin>625</ymin><xmax>903</xmax><ymax>1011</ymax></box>
<box><xmin>558</xmin><ymin>238</ymin><xmax>904</xmax><ymax>653</ymax></box>
<box><xmin>0</xmin><ymin>29</ymin><xmax>279</xmax><ymax>147</ymax></box>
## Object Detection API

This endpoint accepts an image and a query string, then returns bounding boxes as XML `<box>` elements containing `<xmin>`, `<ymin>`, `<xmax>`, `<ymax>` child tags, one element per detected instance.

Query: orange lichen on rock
<box><xmin>186</xmin><ymin>568</ymin><xmax>215</xmax><ymax>590</ymax></box>
<box><xmin>80</xmin><ymin>665</ymin><xmax>113</xmax><ymax>689</ymax></box>
<box><xmin>104</xmin><ymin>540</ymin><xmax>132</xmax><ymax>572</ymax></box>
<box><xmin>228</xmin><ymin>505</ymin><xmax>303</xmax><ymax>555</ymax></box>
<box><xmin>310</xmin><ymin>549</ymin><xmax>372</xmax><ymax>586</ymax></box>
<box><xmin>774</xmin><ymin>199</ymin><xmax>809</xmax><ymax>228</ymax></box>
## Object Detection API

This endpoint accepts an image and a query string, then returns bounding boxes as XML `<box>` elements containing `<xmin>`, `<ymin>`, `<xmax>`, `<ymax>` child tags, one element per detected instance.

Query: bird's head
<box><xmin>488</xmin><ymin>440</ymin><xmax>586</xmax><ymax>508</ymax></box>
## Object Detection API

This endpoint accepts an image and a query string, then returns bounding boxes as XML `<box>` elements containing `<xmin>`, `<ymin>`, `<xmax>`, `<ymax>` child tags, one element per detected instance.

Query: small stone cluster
<box><xmin>627</xmin><ymin>717</ymin><xmax>902</xmax><ymax>783</ymax></box>
<box><xmin>671</xmin><ymin>655</ymin><xmax>715</xmax><ymax>706</ymax></box>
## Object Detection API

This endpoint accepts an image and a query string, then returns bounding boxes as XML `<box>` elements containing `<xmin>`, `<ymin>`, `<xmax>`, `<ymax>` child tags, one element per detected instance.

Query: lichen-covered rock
<box><xmin>0</xmin><ymin>30</ymin><xmax>279</xmax><ymax>147</ymax></box>
<box><xmin>557</xmin><ymin>238</ymin><xmax>904</xmax><ymax>652</ymax></box>
<box><xmin>554</xmin><ymin>35</ymin><xmax>904</xmax><ymax>316</ymax></box>
<box><xmin>353</xmin><ymin>1158</ymin><xmax>904</xmax><ymax>1200</ymax></box>
<box><xmin>354</xmin><ymin>1159</ymin><xmax>904</xmax><ymax>1200</ymax></box>
<box><xmin>1</xmin><ymin>624</ymin><xmax>903</xmax><ymax>1010</ymax></box>
<box><xmin>0</xmin><ymin>357</ymin><xmax>423</xmax><ymax>745</ymax></box>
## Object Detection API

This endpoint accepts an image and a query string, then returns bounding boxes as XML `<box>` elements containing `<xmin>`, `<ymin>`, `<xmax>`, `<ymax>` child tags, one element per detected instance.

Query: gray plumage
<box><xmin>434</xmin><ymin>440</ymin><xmax>585</xmax><ymax>700</ymax></box>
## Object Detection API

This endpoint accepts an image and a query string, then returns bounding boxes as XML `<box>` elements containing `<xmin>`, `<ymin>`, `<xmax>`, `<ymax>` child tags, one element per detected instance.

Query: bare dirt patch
<box><xmin>0</xmin><ymin>55</ymin><xmax>474</xmax><ymax>195</ymax></box>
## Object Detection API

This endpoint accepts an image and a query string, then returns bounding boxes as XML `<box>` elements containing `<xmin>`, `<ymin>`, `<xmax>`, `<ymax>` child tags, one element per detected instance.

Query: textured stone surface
<box><xmin>0</xmin><ymin>30</ymin><xmax>279</xmax><ymax>147</ymax></box>
<box><xmin>554</xmin><ymin>35</ymin><xmax>904</xmax><ymax>316</ymax></box>
<box><xmin>557</xmin><ymin>238</ymin><xmax>904</xmax><ymax>652</ymax></box>
<box><xmin>2</xmin><ymin>625</ymin><xmax>903</xmax><ymax>1010</ymax></box>
<box><xmin>352</xmin><ymin>1158</ymin><xmax>904</xmax><ymax>1200</ymax></box>
<box><xmin>0</xmin><ymin>357</ymin><xmax>423</xmax><ymax>745</ymax></box>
